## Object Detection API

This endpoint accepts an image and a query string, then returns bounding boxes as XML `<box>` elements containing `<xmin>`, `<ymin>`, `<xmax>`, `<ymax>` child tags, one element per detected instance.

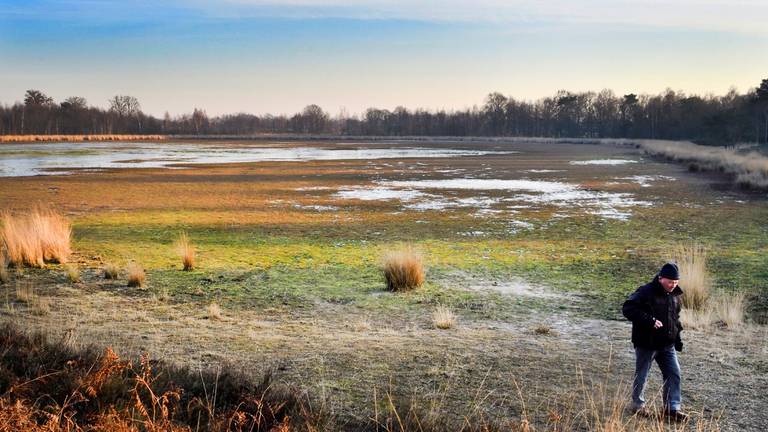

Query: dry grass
<box><xmin>639</xmin><ymin>139</ymin><xmax>768</xmax><ymax>190</ymax></box>
<box><xmin>432</xmin><ymin>305</ymin><xmax>456</xmax><ymax>329</ymax></box>
<box><xmin>713</xmin><ymin>293</ymin><xmax>746</xmax><ymax>328</ymax></box>
<box><xmin>103</xmin><ymin>262</ymin><xmax>120</xmax><ymax>279</ymax></box>
<box><xmin>126</xmin><ymin>261</ymin><xmax>146</xmax><ymax>288</ymax></box>
<box><xmin>1</xmin><ymin>208</ymin><xmax>71</xmax><ymax>267</ymax></box>
<box><xmin>0</xmin><ymin>134</ymin><xmax>166</xmax><ymax>143</ymax></box>
<box><xmin>674</xmin><ymin>243</ymin><xmax>710</xmax><ymax>310</ymax></box>
<box><xmin>0</xmin><ymin>250</ymin><xmax>8</xmax><ymax>284</ymax></box>
<box><xmin>175</xmin><ymin>231</ymin><xmax>196</xmax><ymax>271</ymax></box>
<box><xmin>14</xmin><ymin>281</ymin><xmax>50</xmax><ymax>316</ymax></box>
<box><xmin>680</xmin><ymin>307</ymin><xmax>716</xmax><ymax>330</ymax></box>
<box><xmin>533</xmin><ymin>324</ymin><xmax>553</xmax><ymax>335</ymax></box>
<box><xmin>64</xmin><ymin>264</ymin><xmax>80</xmax><ymax>283</ymax></box>
<box><xmin>207</xmin><ymin>302</ymin><xmax>223</xmax><ymax>320</ymax></box>
<box><xmin>382</xmin><ymin>246</ymin><xmax>425</xmax><ymax>291</ymax></box>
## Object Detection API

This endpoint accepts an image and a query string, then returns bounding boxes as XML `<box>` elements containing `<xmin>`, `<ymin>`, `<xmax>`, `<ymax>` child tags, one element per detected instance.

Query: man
<box><xmin>622</xmin><ymin>263</ymin><xmax>689</xmax><ymax>421</ymax></box>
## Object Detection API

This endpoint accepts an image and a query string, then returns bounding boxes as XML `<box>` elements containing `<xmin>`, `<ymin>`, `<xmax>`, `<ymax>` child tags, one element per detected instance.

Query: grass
<box><xmin>175</xmin><ymin>231</ymin><xmax>196</xmax><ymax>271</ymax></box>
<box><xmin>675</xmin><ymin>243</ymin><xmax>711</xmax><ymax>311</ymax></box>
<box><xmin>0</xmin><ymin>251</ymin><xmax>8</xmax><ymax>284</ymax></box>
<box><xmin>1</xmin><ymin>208</ymin><xmax>71</xmax><ymax>267</ymax></box>
<box><xmin>0</xmin><ymin>134</ymin><xmax>166</xmax><ymax>143</ymax></box>
<box><xmin>382</xmin><ymin>246</ymin><xmax>425</xmax><ymax>292</ymax></box>
<box><xmin>103</xmin><ymin>262</ymin><xmax>120</xmax><ymax>279</ymax></box>
<box><xmin>207</xmin><ymin>302</ymin><xmax>223</xmax><ymax>320</ymax></box>
<box><xmin>126</xmin><ymin>261</ymin><xmax>146</xmax><ymax>288</ymax></box>
<box><xmin>432</xmin><ymin>305</ymin><xmax>456</xmax><ymax>329</ymax></box>
<box><xmin>714</xmin><ymin>293</ymin><xmax>746</xmax><ymax>328</ymax></box>
<box><xmin>64</xmin><ymin>264</ymin><xmax>80</xmax><ymax>283</ymax></box>
<box><xmin>638</xmin><ymin>139</ymin><xmax>768</xmax><ymax>190</ymax></box>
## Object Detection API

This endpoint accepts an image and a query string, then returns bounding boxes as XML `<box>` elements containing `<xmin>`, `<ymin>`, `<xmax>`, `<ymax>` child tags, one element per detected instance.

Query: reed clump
<box><xmin>432</xmin><ymin>305</ymin><xmax>456</xmax><ymax>329</ymax></box>
<box><xmin>126</xmin><ymin>261</ymin><xmax>146</xmax><ymax>288</ymax></box>
<box><xmin>103</xmin><ymin>262</ymin><xmax>120</xmax><ymax>279</ymax></box>
<box><xmin>674</xmin><ymin>243</ymin><xmax>710</xmax><ymax>310</ymax></box>
<box><xmin>1</xmin><ymin>208</ymin><xmax>71</xmax><ymax>267</ymax></box>
<box><xmin>381</xmin><ymin>246</ymin><xmax>425</xmax><ymax>292</ymax></box>
<box><xmin>175</xmin><ymin>232</ymin><xmax>195</xmax><ymax>271</ymax></box>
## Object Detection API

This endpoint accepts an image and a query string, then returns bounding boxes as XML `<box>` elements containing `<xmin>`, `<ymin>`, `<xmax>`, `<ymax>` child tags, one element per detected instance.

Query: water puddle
<box><xmin>0</xmin><ymin>142</ymin><xmax>511</xmax><ymax>177</ymax></box>
<box><xmin>569</xmin><ymin>159</ymin><xmax>638</xmax><ymax>165</ymax></box>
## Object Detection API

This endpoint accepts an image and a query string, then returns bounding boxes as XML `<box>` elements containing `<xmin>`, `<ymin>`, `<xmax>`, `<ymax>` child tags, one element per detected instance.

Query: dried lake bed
<box><xmin>0</xmin><ymin>138</ymin><xmax>766</xmax><ymax>429</ymax></box>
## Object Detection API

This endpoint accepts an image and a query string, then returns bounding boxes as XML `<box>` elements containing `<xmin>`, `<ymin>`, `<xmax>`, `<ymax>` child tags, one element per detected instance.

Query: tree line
<box><xmin>2</xmin><ymin>79</ymin><xmax>768</xmax><ymax>145</ymax></box>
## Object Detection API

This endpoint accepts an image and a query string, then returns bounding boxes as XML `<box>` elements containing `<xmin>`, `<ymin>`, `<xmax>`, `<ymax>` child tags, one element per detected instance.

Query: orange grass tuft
<box><xmin>1</xmin><ymin>208</ymin><xmax>71</xmax><ymax>267</ymax></box>
<box><xmin>175</xmin><ymin>232</ymin><xmax>196</xmax><ymax>271</ymax></box>
<box><xmin>381</xmin><ymin>246</ymin><xmax>425</xmax><ymax>291</ymax></box>
<box><xmin>126</xmin><ymin>261</ymin><xmax>146</xmax><ymax>288</ymax></box>
<box><xmin>674</xmin><ymin>243</ymin><xmax>710</xmax><ymax>310</ymax></box>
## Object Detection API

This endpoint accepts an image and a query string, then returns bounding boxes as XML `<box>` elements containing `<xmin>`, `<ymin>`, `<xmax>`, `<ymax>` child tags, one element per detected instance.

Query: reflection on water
<box><xmin>0</xmin><ymin>141</ymin><xmax>511</xmax><ymax>177</ymax></box>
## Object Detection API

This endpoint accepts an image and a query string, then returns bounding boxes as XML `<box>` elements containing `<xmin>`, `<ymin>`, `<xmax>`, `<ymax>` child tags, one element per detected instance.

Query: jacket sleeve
<box><xmin>622</xmin><ymin>288</ymin><xmax>656</xmax><ymax>327</ymax></box>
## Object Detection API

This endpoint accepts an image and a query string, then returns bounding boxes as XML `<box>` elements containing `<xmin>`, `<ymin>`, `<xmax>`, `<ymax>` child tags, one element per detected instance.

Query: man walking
<box><xmin>622</xmin><ymin>263</ymin><xmax>689</xmax><ymax>421</ymax></box>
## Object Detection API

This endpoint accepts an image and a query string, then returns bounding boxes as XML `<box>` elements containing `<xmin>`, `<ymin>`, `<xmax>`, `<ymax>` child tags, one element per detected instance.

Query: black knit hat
<box><xmin>659</xmin><ymin>262</ymin><xmax>680</xmax><ymax>280</ymax></box>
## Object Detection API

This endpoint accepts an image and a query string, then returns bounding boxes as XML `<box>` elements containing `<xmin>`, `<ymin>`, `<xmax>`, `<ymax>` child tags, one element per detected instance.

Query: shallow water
<box><xmin>0</xmin><ymin>142</ymin><xmax>510</xmax><ymax>177</ymax></box>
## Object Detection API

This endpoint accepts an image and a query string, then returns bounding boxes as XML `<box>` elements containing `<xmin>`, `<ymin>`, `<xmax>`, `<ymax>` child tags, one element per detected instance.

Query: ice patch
<box><xmin>521</xmin><ymin>169</ymin><xmax>566</xmax><ymax>173</ymax></box>
<box><xmin>293</xmin><ymin>204</ymin><xmax>339</xmax><ymax>211</ymax></box>
<box><xmin>570</xmin><ymin>159</ymin><xmax>639</xmax><ymax>166</ymax></box>
<box><xmin>381</xmin><ymin>179</ymin><xmax>577</xmax><ymax>194</ymax></box>
<box><xmin>618</xmin><ymin>175</ymin><xmax>676</xmax><ymax>187</ymax></box>
<box><xmin>333</xmin><ymin>187</ymin><xmax>428</xmax><ymax>201</ymax></box>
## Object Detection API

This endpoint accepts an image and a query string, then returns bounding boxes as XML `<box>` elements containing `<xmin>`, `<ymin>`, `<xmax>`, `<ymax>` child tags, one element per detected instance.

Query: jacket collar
<box><xmin>652</xmin><ymin>277</ymin><xmax>684</xmax><ymax>296</ymax></box>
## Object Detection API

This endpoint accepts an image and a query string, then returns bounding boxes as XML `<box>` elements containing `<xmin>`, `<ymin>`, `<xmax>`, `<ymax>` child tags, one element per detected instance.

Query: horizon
<box><xmin>2</xmin><ymin>0</ymin><xmax>767</xmax><ymax>117</ymax></box>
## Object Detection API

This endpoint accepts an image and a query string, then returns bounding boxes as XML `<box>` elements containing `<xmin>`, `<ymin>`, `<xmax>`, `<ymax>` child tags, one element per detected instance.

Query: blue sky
<box><xmin>1</xmin><ymin>0</ymin><xmax>767</xmax><ymax>116</ymax></box>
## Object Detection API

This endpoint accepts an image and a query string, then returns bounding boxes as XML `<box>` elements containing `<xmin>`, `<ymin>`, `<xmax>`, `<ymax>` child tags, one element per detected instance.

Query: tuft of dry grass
<box><xmin>175</xmin><ymin>232</ymin><xmax>195</xmax><ymax>271</ymax></box>
<box><xmin>0</xmin><ymin>251</ymin><xmax>8</xmax><ymax>284</ymax></box>
<box><xmin>680</xmin><ymin>307</ymin><xmax>716</xmax><ymax>330</ymax></box>
<box><xmin>64</xmin><ymin>264</ymin><xmax>80</xmax><ymax>283</ymax></box>
<box><xmin>126</xmin><ymin>262</ymin><xmax>146</xmax><ymax>288</ymax></box>
<box><xmin>674</xmin><ymin>244</ymin><xmax>710</xmax><ymax>310</ymax></box>
<box><xmin>432</xmin><ymin>305</ymin><xmax>456</xmax><ymax>329</ymax></box>
<box><xmin>207</xmin><ymin>302</ymin><xmax>223</xmax><ymax>320</ymax></box>
<box><xmin>1</xmin><ymin>208</ymin><xmax>71</xmax><ymax>267</ymax></box>
<box><xmin>103</xmin><ymin>262</ymin><xmax>119</xmax><ymax>279</ymax></box>
<box><xmin>713</xmin><ymin>293</ymin><xmax>746</xmax><ymax>328</ymax></box>
<box><xmin>14</xmin><ymin>281</ymin><xmax>50</xmax><ymax>316</ymax></box>
<box><xmin>639</xmin><ymin>139</ymin><xmax>768</xmax><ymax>190</ymax></box>
<box><xmin>533</xmin><ymin>324</ymin><xmax>553</xmax><ymax>336</ymax></box>
<box><xmin>381</xmin><ymin>246</ymin><xmax>425</xmax><ymax>291</ymax></box>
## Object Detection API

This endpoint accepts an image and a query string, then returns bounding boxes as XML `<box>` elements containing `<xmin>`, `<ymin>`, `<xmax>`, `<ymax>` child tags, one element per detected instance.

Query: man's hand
<box><xmin>675</xmin><ymin>340</ymin><xmax>683</xmax><ymax>352</ymax></box>
<box><xmin>653</xmin><ymin>319</ymin><xmax>663</xmax><ymax>329</ymax></box>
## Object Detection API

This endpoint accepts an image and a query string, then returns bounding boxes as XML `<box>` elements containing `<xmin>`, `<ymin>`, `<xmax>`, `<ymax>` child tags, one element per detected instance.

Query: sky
<box><xmin>1</xmin><ymin>0</ymin><xmax>767</xmax><ymax>117</ymax></box>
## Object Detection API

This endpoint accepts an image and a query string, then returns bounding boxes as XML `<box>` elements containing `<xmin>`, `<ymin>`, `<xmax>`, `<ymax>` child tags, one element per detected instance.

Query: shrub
<box><xmin>432</xmin><ymin>305</ymin><xmax>456</xmax><ymax>329</ymax></box>
<box><xmin>382</xmin><ymin>246</ymin><xmax>425</xmax><ymax>291</ymax></box>
<box><xmin>0</xmin><ymin>251</ymin><xmax>8</xmax><ymax>284</ymax></box>
<box><xmin>533</xmin><ymin>324</ymin><xmax>553</xmax><ymax>335</ymax></box>
<box><xmin>175</xmin><ymin>232</ymin><xmax>195</xmax><ymax>271</ymax></box>
<box><xmin>1</xmin><ymin>208</ymin><xmax>71</xmax><ymax>267</ymax></box>
<box><xmin>674</xmin><ymin>244</ymin><xmax>710</xmax><ymax>310</ymax></box>
<box><xmin>126</xmin><ymin>262</ymin><xmax>146</xmax><ymax>288</ymax></box>
<box><xmin>103</xmin><ymin>262</ymin><xmax>120</xmax><ymax>279</ymax></box>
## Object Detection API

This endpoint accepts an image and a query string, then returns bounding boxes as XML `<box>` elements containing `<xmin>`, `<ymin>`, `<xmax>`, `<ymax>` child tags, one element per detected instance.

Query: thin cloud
<box><xmin>189</xmin><ymin>0</ymin><xmax>768</xmax><ymax>34</ymax></box>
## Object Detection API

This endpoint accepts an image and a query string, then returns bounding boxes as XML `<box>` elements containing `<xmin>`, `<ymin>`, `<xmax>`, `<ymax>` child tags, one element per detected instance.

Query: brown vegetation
<box><xmin>431</xmin><ymin>305</ymin><xmax>455</xmax><ymax>329</ymax></box>
<box><xmin>0</xmin><ymin>134</ymin><xmax>166</xmax><ymax>143</ymax></box>
<box><xmin>0</xmin><ymin>324</ymin><xmax>301</xmax><ymax>432</ymax></box>
<box><xmin>674</xmin><ymin>243</ymin><xmax>711</xmax><ymax>310</ymax></box>
<box><xmin>639</xmin><ymin>140</ymin><xmax>768</xmax><ymax>190</ymax></box>
<box><xmin>126</xmin><ymin>261</ymin><xmax>146</xmax><ymax>288</ymax></box>
<box><xmin>103</xmin><ymin>262</ymin><xmax>120</xmax><ymax>280</ymax></box>
<box><xmin>65</xmin><ymin>264</ymin><xmax>81</xmax><ymax>283</ymax></box>
<box><xmin>1</xmin><ymin>208</ymin><xmax>71</xmax><ymax>267</ymax></box>
<box><xmin>381</xmin><ymin>246</ymin><xmax>425</xmax><ymax>291</ymax></box>
<box><xmin>175</xmin><ymin>232</ymin><xmax>196</xmax><ymax>271</ymax></box>
<box><xmin>207</xmin><ymin>302</ymin><xmax>223</xmax><ymax>320</ymax></box>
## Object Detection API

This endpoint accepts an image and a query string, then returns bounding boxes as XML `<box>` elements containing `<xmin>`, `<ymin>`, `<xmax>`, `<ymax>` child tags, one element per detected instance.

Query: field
<box><xmin>1</xmin><ymin>139</ymin><xmax>766</xmax><ymax>430</ymax></box>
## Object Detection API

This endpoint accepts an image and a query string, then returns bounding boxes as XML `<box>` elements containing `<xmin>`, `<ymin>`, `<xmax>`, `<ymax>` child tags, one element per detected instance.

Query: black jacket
<box><xmin>622</xmin><ymin>278</ymin><xmax>683</xmax><ymax>349</ymax></box>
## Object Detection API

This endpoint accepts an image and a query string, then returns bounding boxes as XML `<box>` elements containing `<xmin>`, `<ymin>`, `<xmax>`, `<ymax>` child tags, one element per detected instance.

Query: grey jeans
<box><xmin>631</xmin><ymin>345</ymin><xmax>681</xmax><ymax>411</ymax></box>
